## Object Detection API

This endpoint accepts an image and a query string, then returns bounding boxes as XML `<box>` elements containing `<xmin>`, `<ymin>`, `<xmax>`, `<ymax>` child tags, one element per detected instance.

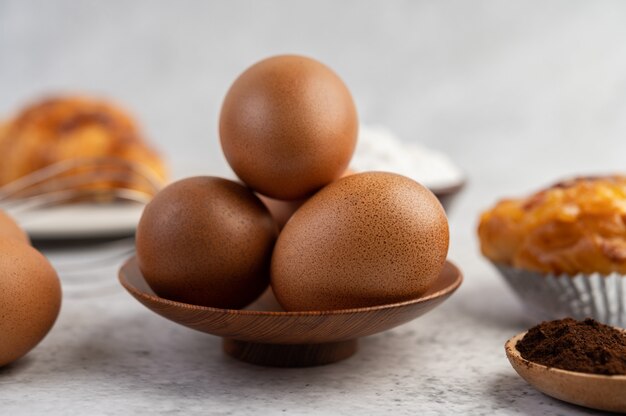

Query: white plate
<box><xmin>11</xmin><ymin>202</ymin><xmax>145</xmax><ymax>240</ymax></box>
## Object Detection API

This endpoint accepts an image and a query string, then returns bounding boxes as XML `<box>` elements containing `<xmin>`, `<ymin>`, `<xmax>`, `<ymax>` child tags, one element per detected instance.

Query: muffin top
<box><xmin>478</xmin><ymin>176</ymin><xmax>626</xmax><ymax>275</ymax></box>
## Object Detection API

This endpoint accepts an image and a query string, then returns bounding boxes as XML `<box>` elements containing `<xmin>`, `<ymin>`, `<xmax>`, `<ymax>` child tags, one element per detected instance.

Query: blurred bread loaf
<box><xmin>0</xmin><ymin>95</ymin><xmax>167</xmax><ymax>198</ymax></box>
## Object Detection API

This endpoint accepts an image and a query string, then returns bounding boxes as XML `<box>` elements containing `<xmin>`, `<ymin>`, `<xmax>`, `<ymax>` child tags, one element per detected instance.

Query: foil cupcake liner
<box><xmin>494</xmin><ymin>263</ymin><xmax>626</xmax><ymax>327</ymax></box>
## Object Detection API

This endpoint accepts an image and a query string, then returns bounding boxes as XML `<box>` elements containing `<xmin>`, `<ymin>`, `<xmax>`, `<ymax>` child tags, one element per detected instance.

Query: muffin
<box><xmin>478</xmin><ymin>176</ymin><xmax>626</xmax><ymax>326</ymax></box>
<box><xmin>0</xmin><ymin>95</ymin><xmax>167</xmax><ymax>200</ymax></box>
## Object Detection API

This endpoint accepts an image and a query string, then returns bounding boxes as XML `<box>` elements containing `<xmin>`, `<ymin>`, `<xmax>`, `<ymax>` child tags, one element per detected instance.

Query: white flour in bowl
<box><xmin>352</xmin><ymin>125</ymin><xmax>464</xmax><ymax>190</ymax></box>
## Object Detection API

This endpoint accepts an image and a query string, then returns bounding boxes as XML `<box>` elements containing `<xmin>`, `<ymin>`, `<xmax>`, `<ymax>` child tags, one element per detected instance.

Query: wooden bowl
<box><xmin>505</xmin><ymin>332</ymin><xmax>626</xmax><ymax>413</ymax></box>
<box><xmin>119</xmin><ymin>257</ymin><xmax>462</xmax><ymax>367</ymax></box>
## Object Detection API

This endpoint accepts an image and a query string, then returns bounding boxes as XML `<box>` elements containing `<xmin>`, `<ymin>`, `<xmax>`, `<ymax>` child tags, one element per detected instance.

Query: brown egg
<box><xmin>257</xmin><ymin>195</ymin><xmax>306</xmax><ymax>230</ymax></box>
<box><xmin>0</xmin><ymin>209</ymin><xmax>29</xmax><ymax>244</ymax></box>
<box><xmin>271</xmin><ymin>172</ymin><xmax>449</xmax><ymax>311</ymax></box>
<box><xmin>136</xmin><ymin>176</ymin><xmax>278</xmax><ymax>309</ymax></box>
<box><xmin>0</xmin><ymin>238</ymin><xmax>61</xmax><ymax>367</ymax></box>
<box><xmin>258</xmin><ymin>168</ymin><xmax>355</xmax><ymax>229</ymax></box>
<box><xmin>219</xmin><ymin>55</ymin><xmax>358</xmax><ymax>200</ymax></box>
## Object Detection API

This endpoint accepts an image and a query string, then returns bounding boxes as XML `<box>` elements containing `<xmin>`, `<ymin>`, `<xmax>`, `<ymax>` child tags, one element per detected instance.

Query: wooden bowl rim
<box><xmin>505</xmin><ymin>331</ymin><xmax>626</xmax><ymax>381</ymax></box>
<box><xmin>119</xmin><ymin>257</ymin><xmax>463</xmax><ymax>317</ymax></box>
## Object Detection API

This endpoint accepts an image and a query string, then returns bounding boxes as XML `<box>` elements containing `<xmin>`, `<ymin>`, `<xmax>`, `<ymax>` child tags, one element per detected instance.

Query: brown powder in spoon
<box><xmin>516</xmin><ymin>318</ymin><xmax>626</xmax><ymax>375</ymax></box>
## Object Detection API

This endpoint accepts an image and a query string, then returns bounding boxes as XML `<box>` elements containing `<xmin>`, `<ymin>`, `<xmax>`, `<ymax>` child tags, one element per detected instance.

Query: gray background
<box><xmin>2</xmin><ymin>1</ymin><xmax>626</xmax><ymax>415</ymax></box>
<box><xmin>4</xmin><ymin>1</ymin><xmax>626</xmax><ymax>186</ymax></box>
<box><xmin>4</xmin><ymin>0</ymin><xmax>626</xmax><ymax>287</ymax></box>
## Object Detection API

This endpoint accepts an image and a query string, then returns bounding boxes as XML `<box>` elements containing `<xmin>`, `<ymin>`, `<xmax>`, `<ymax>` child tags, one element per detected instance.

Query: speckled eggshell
<box><xmin>258</xmin><ymin>169</ymin><xmax>356</xmax><ymax>229</ymax></box>
<box><xmin>0</xmin><ymin>209</ymin><xmax>30</xmax><ymax>244</ymax></box>
<box><xmin>257</xmin><ymin>195</ymin><xmax>306</xmax><ymax>230</ymax></box>
<box><xmin>0</xmin><ymin>238</ymin><xmax>61</xmax><ymax>367</ymax></box>
<box><xmin>219</xmin><ymin>55</ymin><xmax>358</xmax><ymax>200</ymax></box>
<box><xmin>271</xmin><ymin>171</ymin><xmax>449</xmax><ymax>311</ymax></box>
<box><xmin>135</xmin><ymin>176</ymin><xmax>279</xmax><ymax>309</ymax></box>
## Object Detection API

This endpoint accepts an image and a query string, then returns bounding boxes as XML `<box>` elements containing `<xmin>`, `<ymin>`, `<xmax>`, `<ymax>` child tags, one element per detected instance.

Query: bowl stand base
<box><xmin>223</xmin><ymin>339</ymin><xmax>358</xmax><ymax>367</ymax></box>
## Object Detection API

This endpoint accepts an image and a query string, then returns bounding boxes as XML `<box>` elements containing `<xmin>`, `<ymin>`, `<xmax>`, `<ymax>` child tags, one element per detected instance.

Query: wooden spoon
<box><xmin>505</xmin><ymin>332</ymin><xmax>626</xmax><ymax>413</ymax></box>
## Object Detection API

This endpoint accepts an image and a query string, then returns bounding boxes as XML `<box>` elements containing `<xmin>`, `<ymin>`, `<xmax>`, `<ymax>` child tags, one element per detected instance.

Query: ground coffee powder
<box><xmin>516</xmin><ymin>318</ymin><xmax>626</xmax><ymax>375</ymax></box>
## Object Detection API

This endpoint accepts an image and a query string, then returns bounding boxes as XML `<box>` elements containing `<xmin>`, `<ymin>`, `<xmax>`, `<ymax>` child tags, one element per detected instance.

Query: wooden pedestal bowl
<box><xmin>119</xmin><ymin>257</ymin><xmax>462</xmax><ymax>367</ymax></box>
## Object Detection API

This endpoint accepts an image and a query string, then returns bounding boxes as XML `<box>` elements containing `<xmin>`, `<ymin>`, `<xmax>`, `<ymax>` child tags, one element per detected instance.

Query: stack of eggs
<box><xmin>136</xmin><ymin>55</ymin><xmax>450</xmax><ymax>311</ymax></box>
<box><xmin>0</xmin><ymin>210</ymin><xmax>61</xmax><ymax>367</ymax></box>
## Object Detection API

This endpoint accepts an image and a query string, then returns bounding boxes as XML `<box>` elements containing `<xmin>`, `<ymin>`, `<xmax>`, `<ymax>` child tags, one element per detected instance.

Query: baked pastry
<box><xmin>0</xmin><ymin>96</ymin><xmax>167</xmax><ymax>199</ymax></box>
<box><xmin>478</xmin><ymin>176</ymin><xmax>626</xmax><ymax>275</ymax></box>
<box><xmin>479</xmin><ymin>176</ymin><xmax>626</xmax><ymax>326</ymax></box>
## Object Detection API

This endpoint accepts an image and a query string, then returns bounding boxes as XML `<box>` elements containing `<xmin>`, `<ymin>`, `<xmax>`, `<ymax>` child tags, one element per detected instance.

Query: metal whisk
<box><xmin>0</xmin><ymin>156</ymin><xmax>163</xmax><ymax>215</ymax></box>
<box><xmin>0</xmin><ymin>157</ymin><xmax>164</xmax><ymax>298</ymax></box>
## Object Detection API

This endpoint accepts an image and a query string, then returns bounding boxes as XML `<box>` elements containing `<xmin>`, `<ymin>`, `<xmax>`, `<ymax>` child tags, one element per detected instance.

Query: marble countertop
<box><xmin>2</xmin><ymin>1</ymin><xmax>626</xmax><ymax>414</ymax></box>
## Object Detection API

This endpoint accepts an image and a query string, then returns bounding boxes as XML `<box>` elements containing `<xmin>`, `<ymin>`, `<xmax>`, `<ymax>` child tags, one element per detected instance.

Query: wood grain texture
<box><xmin>119</xmin><ymin>257</ymin><xmax>462</xmax><ymax>366</ymax></box>
<box><xmin>505</xmin><ymin>332</ymin><xmax>626</xmax><ymax>413</ymax></box>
